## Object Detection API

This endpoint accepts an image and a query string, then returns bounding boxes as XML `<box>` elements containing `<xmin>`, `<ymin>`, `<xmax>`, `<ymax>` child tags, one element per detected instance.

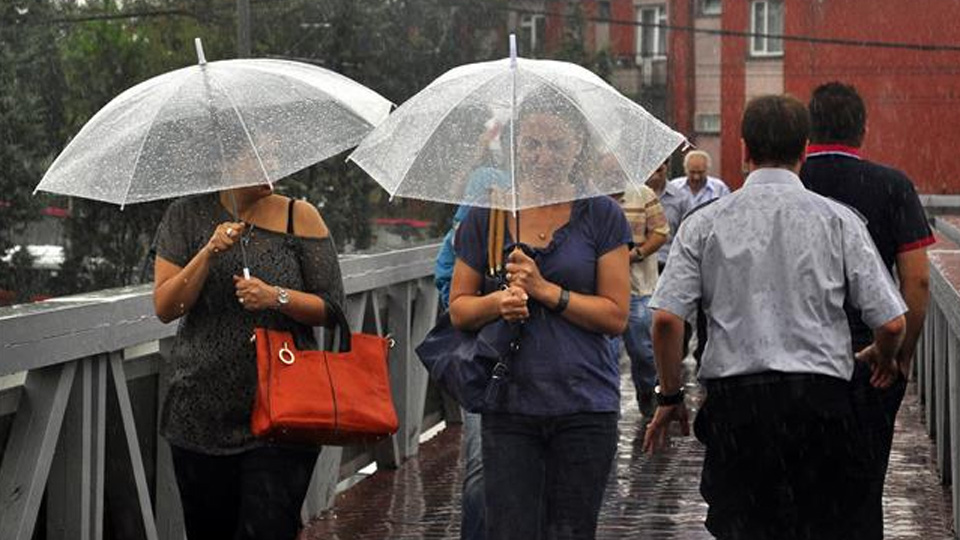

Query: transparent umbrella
<box><xmin>35</xmin><ymin>38</ymin><xmax>392</xmax><ymax>207</ymax></box>
<box><xmin>348</xmin><ymin>35</ymin><xmax>686</xmax><ymax>219</ymax></box>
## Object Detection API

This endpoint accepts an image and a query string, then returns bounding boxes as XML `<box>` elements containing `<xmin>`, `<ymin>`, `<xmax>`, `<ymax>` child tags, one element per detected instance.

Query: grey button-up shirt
<box><xmin>651</xmin><ymin>168</ymin><xmax>906</xmax><ymax>381</ymax></box>
<box><xmin>647</xmin><ymin>180</ymin><xmax>693</xmax><ymax>264</ymax></box>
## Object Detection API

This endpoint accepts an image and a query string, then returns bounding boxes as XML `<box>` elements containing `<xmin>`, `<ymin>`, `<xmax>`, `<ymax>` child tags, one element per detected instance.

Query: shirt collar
<box><xmin>806</xmin><ymin>143</ymin><xmax>862</xmax><ymax>159</ymax></box>
<box><xmin>743</xmin><ymin>168</ymin><xmax>804</xmax><ymax>188</ymax></box>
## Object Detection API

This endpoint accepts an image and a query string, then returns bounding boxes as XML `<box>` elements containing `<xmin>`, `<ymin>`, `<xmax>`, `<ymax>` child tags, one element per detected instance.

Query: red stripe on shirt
<box><xmin>898</xmin><ymin>235</ymin><xmax>936</xmax><ymax>253</ymax></box>
<box><xmin>805</xmin><ymin>144</ymin><xmax>861</xmax><ymax>158</ymax></box>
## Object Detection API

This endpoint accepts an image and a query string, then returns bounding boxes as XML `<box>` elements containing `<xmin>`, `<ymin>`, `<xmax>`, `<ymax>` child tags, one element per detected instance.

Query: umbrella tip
<box><xmin>509</xmin><ymin>34</ymin><xmax>517</xmax><ymax>67</ymax></box>
<box><xmin>195</xmin><ymin>37</ymin><xmax>207</xmax><ymax>66</ymax></box>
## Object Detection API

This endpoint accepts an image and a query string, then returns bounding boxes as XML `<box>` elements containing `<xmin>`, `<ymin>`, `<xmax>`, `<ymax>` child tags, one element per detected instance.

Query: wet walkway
<box><xmin>301</xmin><ymin>368</ymin><xmax>955</xmax><ymax>539</ymax></box>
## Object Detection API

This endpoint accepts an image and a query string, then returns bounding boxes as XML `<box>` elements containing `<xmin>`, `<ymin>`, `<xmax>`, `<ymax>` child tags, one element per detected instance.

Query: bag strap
<box><xmin>322</xmin><ymin>296</ymin><xmax>353</xmax><ymax>353</ymax></box>
<box><xmin>286</xmin><ymin>198</ymin><xmax>296</xmax><ymax>235</ymax></box>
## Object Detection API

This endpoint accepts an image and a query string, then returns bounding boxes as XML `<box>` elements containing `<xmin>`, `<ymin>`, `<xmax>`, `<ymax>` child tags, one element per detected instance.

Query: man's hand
<box><xmin>642</xmin><ymin>403</ymin><xmax>690</xmax><ymax>454</ymax></box>
<box><xmin>855</xmin><ymin>343</ymin><xmax>899</xmax><ymax>389</ymax></box>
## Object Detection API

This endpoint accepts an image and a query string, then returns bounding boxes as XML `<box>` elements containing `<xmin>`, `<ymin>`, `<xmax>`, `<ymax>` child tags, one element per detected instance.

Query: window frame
<box><xmin>636</xmin><ymin>4</ymin><xmax>668</xmax><ymax>61</ymax></box>
<box><xmin>700</xmin><ymin>0</ymin><xmax>722</xmax><ymax>16</ymax></box>
<box><xmin>519</xmin><ymin>13</ymin><xmax>546</xmax><ymax>55</ymax></box>
<box><xmin>749</xmin><ymin>0</ymin><xmax>784</xmax><ymax>57</ymax></box>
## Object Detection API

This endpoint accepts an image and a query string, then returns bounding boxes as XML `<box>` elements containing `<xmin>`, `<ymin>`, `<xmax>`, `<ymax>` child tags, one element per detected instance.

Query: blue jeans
<box><xmin>623</xmin><ymin>294</ymin><xmax>656</xmax><ymax>394</ymax></box>
<box><xmin>461</xmin><ymin>410</ymin><xmax>485</xmax><ymax>540</ymax></box>
<box><xmin>482</xmin><ymin>412</ymin><xmax>618</xmax><ymax>540</ymax></box>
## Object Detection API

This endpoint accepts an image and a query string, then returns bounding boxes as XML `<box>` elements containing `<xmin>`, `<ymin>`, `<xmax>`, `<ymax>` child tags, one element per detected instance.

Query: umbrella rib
<box><xmin>389</xmin><ymin>68</ymin><xmax>506</xmax><ymax>201</ymax></box>
<box><xmin>120</xmin><ymin>72</ymin><xmax>195</xmax><ymax>208</ymax></box>
<box><xmin>205</xmin><ymin>70</ymin><xmax>273</xmax><ymax>188</ymax></box>
<box><xmin>522</xmin><ymin>67</ymin><xmax>638</xmax><ymax>200</ymax></box>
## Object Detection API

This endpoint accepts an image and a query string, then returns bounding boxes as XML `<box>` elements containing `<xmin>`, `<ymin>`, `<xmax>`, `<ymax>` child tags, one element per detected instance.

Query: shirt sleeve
<box><xmin>649</xmin><ymin>216</ymin><xmax>703</xmax><ymax>321</ymax></box>
<box><xmin>643</xmin><ymin>188</ymin><xmax>670</xmax><ymax>237</ymax></box>
<box><xmin>434</xmin><ymin>226</ymin><xmax>457</xmax><ymax>308</ymax></box>
<box><xmin>152</xmin><ymin>198</ymin><xmax>193</xmax><ymax>267</ymax></box>
<box><xmin>841</xmin><ymin>211</ymin><xmax>907</xmax><ymax>328</ymax></box>
<box><xmin>589</xmin><ymin>196</ymin><xmax>632</xmax><ymax>256</ymax></box>
<box><xmin>454</xmin><ymin>207</ymin><xmax>489</xmax><ymax>274</ymax></box>
<box><xmin>892</xmin><ymin>177</ymin><xmax>935</xmax><ymax>253</ymax></box>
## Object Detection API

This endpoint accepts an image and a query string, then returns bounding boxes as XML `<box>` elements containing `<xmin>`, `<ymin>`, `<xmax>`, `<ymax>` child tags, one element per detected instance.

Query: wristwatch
<box><xmin>275</xmin><ymin>286</ymin><xmax>290</xmax><ymax>309</ymax></box>
<box><xmin>654</xmin><ymin>385</ymin><xmax>684</xmax><ymax>406</ymax></box>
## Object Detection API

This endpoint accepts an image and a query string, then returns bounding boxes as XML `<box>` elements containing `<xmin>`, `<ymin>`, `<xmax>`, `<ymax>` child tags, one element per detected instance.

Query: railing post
<box><xmin>948</xmin><ymin>331</ymin><xmax>960</xmax><ymax>538</ymax></box>
<box><xmin>0</xmin><ymin>362</ymin><xmax>76</xmax><ymax>540</ymax></box>
<box><xmin>934</xmin><ymin>307</ymin><xmax>952</xmax><ymax>485</ymax></box>
<box><xmin>47</xmin><ymin>355</ymin><xmax>107</xmax><ymax>540</ymax></box>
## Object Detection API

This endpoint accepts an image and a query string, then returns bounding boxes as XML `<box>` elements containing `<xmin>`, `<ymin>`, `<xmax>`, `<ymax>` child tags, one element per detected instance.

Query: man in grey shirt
<box><xmin>643</xmin><ymin>95</ymin><xmax>906</xmax><ymax>540</ymax></box>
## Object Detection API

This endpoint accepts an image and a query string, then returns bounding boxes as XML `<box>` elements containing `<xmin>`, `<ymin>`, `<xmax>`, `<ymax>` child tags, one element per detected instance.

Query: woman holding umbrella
<box><xmin>152</xmin><ymin>180</ymin><xmax>344</xmax><ymax>540</ymax></box>
<box><xmin>448</xmin><ymin>90</ymin><xmax>632</xmax><ymax>539</ymax></box>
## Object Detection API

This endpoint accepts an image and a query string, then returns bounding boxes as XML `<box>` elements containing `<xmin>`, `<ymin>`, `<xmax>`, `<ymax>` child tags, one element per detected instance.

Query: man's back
<box><xmin>801</xmin><ymin>149</ymin><xmax>933</xmax><ymax>348</ymax></box>
<box><xmin>660</xmin><ymin>168</ymin><xmax>903</xmax><ymax>380</ymax></box>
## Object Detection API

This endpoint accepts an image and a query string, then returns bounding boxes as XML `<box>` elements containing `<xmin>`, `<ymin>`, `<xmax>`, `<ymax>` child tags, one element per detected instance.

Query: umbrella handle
<box><xmin>243</xmin><ymin>267</ymin><xmax>251</xmax><ymax>280</ymax></box>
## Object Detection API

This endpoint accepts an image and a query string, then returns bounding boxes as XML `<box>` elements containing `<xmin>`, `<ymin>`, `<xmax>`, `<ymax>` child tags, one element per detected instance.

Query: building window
<box><xmin>519</xmin><ymin>13</ymin><xmax>546</xmax><ymax>55</ymax></box>
<box><xmin>700</xmin><ymin>0</ymin><xmax>722</xmax><ymax>16</ymax></box>
<box><xmin>636</xmin><ymin>5</ymin><xmax>667</xmax><ymax>60</ymax></box>
<box><xmin>750</xmin><ymin>1</ymin><xmax>783</xmax><ymax>56</ymax></box>
<box><xmin>695</xmin><ymin>113</ymin><xmax>721</xmax><ymax>134</ymax></box>
<box><xmin>598</xmin><ymin>1</ymin><xmax>612</xmax><ymax>20</ymax></box>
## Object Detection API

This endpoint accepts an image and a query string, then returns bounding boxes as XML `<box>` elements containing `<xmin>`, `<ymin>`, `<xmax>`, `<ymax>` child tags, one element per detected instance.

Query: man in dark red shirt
<box><xmin>800</xmin><ymin>81</ymin><xmax>934</xmax><ymax>539</ymax></box>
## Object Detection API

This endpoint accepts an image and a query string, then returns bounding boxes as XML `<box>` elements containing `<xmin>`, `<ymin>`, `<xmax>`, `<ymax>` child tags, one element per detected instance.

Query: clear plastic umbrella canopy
<box><xmin>348</xmin><ymin>46</ymin><xmax>686</xmax><ymax>212</ymax></box>
<box><xmin>35</xmin><ymin>39</ymin><xmax>392</xmax><ymax>207</ymax></box>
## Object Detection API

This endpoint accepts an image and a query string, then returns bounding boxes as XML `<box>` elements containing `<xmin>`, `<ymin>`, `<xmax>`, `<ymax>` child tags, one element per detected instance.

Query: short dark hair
<box><xmin>741</xmin><ymin>94</ymin><xmax>810</xmax><ymax>167</ymax></box>
<box><xmin>808</xmin><ymin>82</ymin><xmax>866</xmax><ymax>146</ymax></box>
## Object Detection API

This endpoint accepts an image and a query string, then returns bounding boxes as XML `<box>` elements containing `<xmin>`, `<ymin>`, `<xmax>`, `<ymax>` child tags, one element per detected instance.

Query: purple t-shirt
<box><xmin>455</xmin><ymin>196</ymin><xmax>632</xmax><ymax>415</ymax></box>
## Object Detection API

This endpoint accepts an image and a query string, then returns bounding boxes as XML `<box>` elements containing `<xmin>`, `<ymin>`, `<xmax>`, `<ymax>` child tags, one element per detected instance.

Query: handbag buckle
<box><xmin>491</xmin><ymin>361</ymin><xmax>509</xmax><ymax>380</ymax></box>
<box><xmin>279</xmin><ymin>342</ymin><xmax>296</xmax><ymax>365</ymax></box>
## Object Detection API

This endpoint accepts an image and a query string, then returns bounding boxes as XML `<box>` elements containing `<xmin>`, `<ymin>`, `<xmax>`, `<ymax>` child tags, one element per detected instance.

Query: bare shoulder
<box><xmin>291</xmin><ymin>199</ymin><xmax>330</xmax><ymax>239</ymax></box>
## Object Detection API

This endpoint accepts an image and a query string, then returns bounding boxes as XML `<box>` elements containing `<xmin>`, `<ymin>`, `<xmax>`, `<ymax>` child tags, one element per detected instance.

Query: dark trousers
<box><xmin>850</xmin><ymin>360</ymin><xmax>909</xmax><ymax>539</ymax></box>
<box><xmin>482</xmin><ymin>412</ymin><xmax>618</xmax><ymax>540</ymax></box>
<box><xmin>695</xmin><ymin>372</ymin><xmax>874</xmax><ymax>540</ymax></box>
<box><xmin>170</xmin><ymin>444</ymin><xmax>320</xmax><ymax>540</ymax></box>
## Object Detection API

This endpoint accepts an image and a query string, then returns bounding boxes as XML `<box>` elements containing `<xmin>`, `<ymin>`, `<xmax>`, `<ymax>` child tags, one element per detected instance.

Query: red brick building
<box><xmin>526</xmin><ymin>0</ymin><xmax>960</xmax><ymax>193</ymax></box>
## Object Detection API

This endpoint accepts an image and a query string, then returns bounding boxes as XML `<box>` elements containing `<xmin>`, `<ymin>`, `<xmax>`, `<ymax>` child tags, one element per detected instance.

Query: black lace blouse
<box><xmin>153</xmin><ymin>193</ymin><xmax>345</xmax><ymax>454</ymax></box>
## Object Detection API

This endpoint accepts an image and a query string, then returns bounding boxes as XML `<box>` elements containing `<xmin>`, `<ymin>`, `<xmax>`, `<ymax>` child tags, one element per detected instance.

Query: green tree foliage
<box><xmin>0</xmin><ymin>0</ymin><xmax>66</xmax><ymax>302</ymax></box>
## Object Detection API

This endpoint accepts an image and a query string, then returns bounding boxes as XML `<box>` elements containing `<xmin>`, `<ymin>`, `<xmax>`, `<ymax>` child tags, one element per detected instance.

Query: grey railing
<box><xmin>0</xmin><ymin>244</ymin><xmax>442</xmax><ymax>540</ymax></box>
<box><xmin>917</xmin><ymin>215</ymin><xmax>960</xmax><ymax>539</ymax></box>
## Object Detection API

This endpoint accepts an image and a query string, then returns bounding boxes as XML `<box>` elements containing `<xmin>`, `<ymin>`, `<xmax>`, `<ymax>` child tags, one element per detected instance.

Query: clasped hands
<box><xmin>498</xmin><ymin>247</ymin><xmax>547</xmax><ymax>322</ymax></box>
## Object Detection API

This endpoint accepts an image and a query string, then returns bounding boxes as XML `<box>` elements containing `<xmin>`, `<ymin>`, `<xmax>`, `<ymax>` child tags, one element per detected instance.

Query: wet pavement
<box><xmin>301</xmin><ymin>364</ymin><xmax>955</xmax><ymax>539</ymax></box>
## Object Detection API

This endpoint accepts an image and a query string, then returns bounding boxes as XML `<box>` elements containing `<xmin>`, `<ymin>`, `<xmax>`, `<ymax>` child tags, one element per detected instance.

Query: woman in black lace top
<box><xmin>153</xmin><ymin>184</ymin><xmax>344</xmax><ymax>540</ymax></box>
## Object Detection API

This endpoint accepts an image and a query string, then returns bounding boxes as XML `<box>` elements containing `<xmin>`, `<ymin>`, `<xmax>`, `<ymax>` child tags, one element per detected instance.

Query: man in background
<box><xmin>646</xmin><ymin>161</ymin><xmax>691</xmax><ymax>273</ymax></box>
<box><xmin>670</xmin><ymin>150</ymin><xmax>729</xmax><ymax>209</ymax></box>
<box><xmin>801</xmin><ymin>81</ymin><xmax>933</xmax><ymax>539</ymax></box>
<box><xmin>617</xmin><ymin>181</ymin><xmax>669</xmax><ymax>418</ymax></box>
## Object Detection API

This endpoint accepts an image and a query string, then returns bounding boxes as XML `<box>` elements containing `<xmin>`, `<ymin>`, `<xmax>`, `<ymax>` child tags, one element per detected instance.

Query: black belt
<box><xmin>705</xmin><ymin>371</ymin><xmax>847</xmax><ymax>394</ymax></box>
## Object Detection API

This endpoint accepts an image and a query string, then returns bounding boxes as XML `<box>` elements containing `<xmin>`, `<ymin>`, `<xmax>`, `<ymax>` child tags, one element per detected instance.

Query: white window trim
<box><xmin>749</xmin><ymin>1</ymin><xmax>784</xmax><ymax>57</ymax></box>
<box><xmin>700</xmin><ymin>0</ymin><xmax>722</xmax><ymax>16</ymax></box>
<box><xmin>520</xmin><ymin>13</ymin><xmax>545</xmax><ymax>55</ymax></box>
<box><xmin>695</xmin><ymin>113</ymin><xmax>722</xmax><ymax>134</ymax></box>
<box><xmin>636</xmin><ymin>5</ymin><xmax>668</xmax><ymax>62</ymax></box>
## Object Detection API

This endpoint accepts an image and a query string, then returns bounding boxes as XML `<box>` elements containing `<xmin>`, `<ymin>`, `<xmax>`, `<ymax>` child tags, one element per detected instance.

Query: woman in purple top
<box><xmin>449</xmin><ymin>91</ymin><xmax>631</xmax><ymax>539</ymax></box>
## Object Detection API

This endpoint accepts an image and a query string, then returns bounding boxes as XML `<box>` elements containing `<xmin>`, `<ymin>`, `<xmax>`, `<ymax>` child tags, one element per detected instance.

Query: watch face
<box><xmin>277</xmin><ymin>288</ymin><xmax>290</xmax><ymax>305</ymax></box>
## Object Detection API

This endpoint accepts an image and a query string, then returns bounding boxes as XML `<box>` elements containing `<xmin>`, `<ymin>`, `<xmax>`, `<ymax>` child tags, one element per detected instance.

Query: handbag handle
<box><xmin>322</xmin><ymin>297</ymin><xmax>353</xmax><ymax>353</ymax></box>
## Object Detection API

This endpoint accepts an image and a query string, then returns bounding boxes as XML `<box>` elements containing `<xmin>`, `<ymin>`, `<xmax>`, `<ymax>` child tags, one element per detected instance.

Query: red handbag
<box><xmin>251</xmin><ymin>302</ymin><xmax>398</xmax><ymax>446</ymax></box>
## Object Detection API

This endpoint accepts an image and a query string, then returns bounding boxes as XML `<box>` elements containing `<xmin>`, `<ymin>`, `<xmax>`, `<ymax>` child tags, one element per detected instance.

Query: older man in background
<box><xmin>670</xmin><ymin>150</ymin><xmax>729</xmax><ymax>209</ymax></box>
